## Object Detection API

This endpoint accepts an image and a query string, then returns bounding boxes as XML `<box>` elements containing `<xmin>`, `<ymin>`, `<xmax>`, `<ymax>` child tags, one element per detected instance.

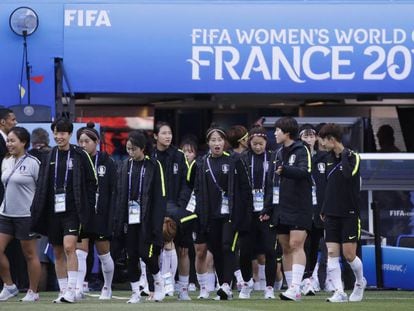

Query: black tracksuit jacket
<box><xmin>264</xmin><ymin>140</ymin><xmax>313</xmax><ymax>230</ymax></box>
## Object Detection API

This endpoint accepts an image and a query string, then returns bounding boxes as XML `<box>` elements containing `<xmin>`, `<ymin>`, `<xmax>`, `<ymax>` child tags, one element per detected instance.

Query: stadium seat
<box><xmin>396</xmin><ymin>235</ymin><xmax>414</xmax><ymax>248</ymax></box>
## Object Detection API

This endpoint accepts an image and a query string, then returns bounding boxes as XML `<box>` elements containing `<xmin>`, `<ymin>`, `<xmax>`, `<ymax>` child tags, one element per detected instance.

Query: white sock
<box><xmin>258</xmin><ymin>264</ymin><xmax>265</xmax><ymax>280</ymax></box>
<box><xmin>178</xmin><ymin>275</ymin><xmax>189</xmax><ymax>288</ymax></box>
<box><xmin>98</xmin><ymin>252</ymin><xmax>114</xmax><ymax>289</ymax></box>
<box><xmin>327</xmin><ymin>257</ymin><xmax>343</xmax><ymax>292</ymax></box>
<box><xmin>234</xmin><ymin>269</ymin><xmax>244</xmax><ymax>283</ymax></box>
<box><xmin>207</xmin><ymin>272</ymin><xmax>216</xmax><ymax>291</ymax></box>
<box><xmin>348</xmin><ymin>256</ymin><xmax>364</xmax><ymax>283</ymax></box>
<box><xmin>4</xmin><ymin>283</ymin><xmax>16</xmax><ymax>289</ymax></box>
<box><xmin>197</xmin><ymin>272</ymin><xmax>209</xmax><ymax>290</ymax></box>
<box><xmin>284</xmin><ymin>271</ymin><xmax>292</xmax><ymax>288</ymax></box>
<box><xmin>274</xmin><ymin>279</ymin><xmax>283</xmax><ymax>290</ymax></box>
<box><xmin>139</xmin><ymin>259</ymin><xmax>147</xmax><ymax>284</ymax></box>
<box><xmin>131</xmin><ymin>281</ymin><xmax>140</xmax><ymax>293</ymax></box>
<box><xmin>75</xmin><ymin>249</ymin><xmax>88</xmax><ymax>292</ymax></box>
<box><xmin>292</xmin><ymin>264</ymin><xmax>305</xmax><ymax>291</ymax></box>
<box><xmin>312</xmin><ymin>262</ymin><xmax>319</xmax><ymax>279</ymax></box>
<box><xmin>57</xmin><ymin>278</ymin><xmax>68</xmax><ymax>293</ymax></box>
<box><xmin>67</xmin><ymin>270</ymin><xmax>78</xmax><ymax>292</ymax></box>
<box><xmin>153</xmin><ymin>271</ymin><xmax>162</xmax><ymax>283</ymax></box>
<box><xmin>161</xmin><ymin>250</ymin><xmax>171</xmax><ymax>275</ymax></box>
<box><xmin>169</xmin><ymin>249</ymin><xmax>178</xmax><ymax>278</ymax></box>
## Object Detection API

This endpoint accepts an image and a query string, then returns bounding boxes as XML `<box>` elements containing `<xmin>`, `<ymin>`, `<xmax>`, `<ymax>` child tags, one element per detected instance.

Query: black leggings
<box><xmin>304</xmin><ymin>224</ymin><xmax>324</xmax><ymax>278</ymax></box>
<box><xmin>239</xmin><ymin>216</ymin><xmax>277</xmax><ymax>286</ymax></box>
<box><xmin>207</xmin><ymin>218</ymin><xmax>237</xmax><ymax>285</ymax></box>
<box><xmin>126</xmin><ymin>224</ymin><xmax>160</xmax><ymax>283</ymax></box>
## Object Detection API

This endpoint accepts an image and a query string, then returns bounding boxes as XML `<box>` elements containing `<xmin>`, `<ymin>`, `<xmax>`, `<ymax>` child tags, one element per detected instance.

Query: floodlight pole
<box><xmin>23</xmin><ymin>30</ymin><xmax>31</xmax><ymax>106</ymax></box>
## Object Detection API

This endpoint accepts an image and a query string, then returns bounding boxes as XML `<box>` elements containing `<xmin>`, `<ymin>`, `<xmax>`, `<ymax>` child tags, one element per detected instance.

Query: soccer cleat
<box><xmin>264</xmin><ymin>286</ymin><xmax>275</xmax><ymax>299</ymax></box>
<box><xmin>301</xmin><ymin>278</ymin><xmax>316</xmax><ymax>296</ymax></box>
<box><xmin>99</xmin><ymin>286</ymin><xmax>112</xmax><ymax>300</ymax></box>
<box><xmin>280</xmin><ymin>286</ymin><xmax>301</xmax><ymax>301</ymax></box>
<box><xmin>216</xmin><ymin>283</ymin><xmax>233</xmax><ymax>300</ymax></box>
<box><xmin>60</xmin><ymin>289</ymin><xmax>75</xmax><ymax>303</ymax></box>
<box><xmin>349</xmin><ymin>277</ymin><xmax>367</xmax><ymax>302</ymax></box>
<box><xmin>0</xmin><ymin>284</ymin><xmax>19</xmax><ymax>301</ymax></box>
<box><xmin>126</xmin><ymin>291</ymin><xmax>141</xmax><ymax>304</ymax></box>
<box><xmin>75</xmin><ymin>289</ymin><xmax>84</xmax><ymax>301</ymax></box>
<box><xmin>20</xmin><ymin>289</ymin><xmax>39</xmax><ymax>302</ymax></box>
<box><xmin>153</xmin><ymin>279</ymin><xmax>165</xmax><ymax>302</ymax></box>
<box><xmin>178</xmin><ymin>287</ymin><xmax>191</xmax><ymax>301</ymax></box>
<box><xmin>238</xmin><ymin>280</ymin><xmax>254</xmax><ymax>299</ymax></box>
<box><xmin>327</xmin><ymin>290</ymin><xmax>348</xmax><ymax>303</ymax></box>
<box><xmin>197</xmin><ymin>286</ymin><xmax>209</xmax><ymax>299</ymax></box>
<box><xmin>52</xmin><ymin>292</ymin><xmax>64</xmax><ymax>303</ymax></box>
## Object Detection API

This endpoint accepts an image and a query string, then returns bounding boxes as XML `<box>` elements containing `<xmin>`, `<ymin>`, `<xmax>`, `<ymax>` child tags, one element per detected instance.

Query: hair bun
<box><xmin>86</xmin><ymin>121</ymin><xmax>95</xmax><ymax>129</ymax></box>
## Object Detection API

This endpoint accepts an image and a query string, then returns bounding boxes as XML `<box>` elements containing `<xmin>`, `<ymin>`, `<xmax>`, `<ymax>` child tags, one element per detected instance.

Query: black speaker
<box><xmin>9</xmin><ymin>104</ymin><xmax>52</xmax><ymax>122</ymax></box>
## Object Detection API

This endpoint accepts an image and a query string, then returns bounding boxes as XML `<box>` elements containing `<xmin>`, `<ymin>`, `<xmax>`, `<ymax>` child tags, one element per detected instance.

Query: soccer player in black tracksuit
<box><xmin>75</xmin><ymin>122</ymin><xmax>116</xmax><ymax>300</ymax></box>
<box><xmin>299</xmin><ymin>124</ymin><xmax>330</xmax><ymax>295</ymax></box>
<box><xmin>318</xmin><ymin>123</ymin><xmax>366</xmax><ymax>303</ymax></box>
<box><xmin>262</xmin><ymin>117</ymin><xmax>313</xmax><ymax>301</ymax></box>
<box><xmin>152</xmin><ymin>122</ymin><xmax>193</xmax><ymax>300</ymax></box>
<box><xmin>114</xmin><ymin>130</ymin><xmax>166</xmax><ymax>303</ymax></box>
<box><xmin>194</xmin><ymin>126</ymin><xmax>251</xmax><ymax>301</ymax></box>
<box><xmin>31</xmin><ymin>118</ymin><xmax>97</xmax><ymax>304</ymax></box>
<box><xmin>238</xmin><ymin>125</ymin><xmax>277</xmax><ymax>299</ymax></box>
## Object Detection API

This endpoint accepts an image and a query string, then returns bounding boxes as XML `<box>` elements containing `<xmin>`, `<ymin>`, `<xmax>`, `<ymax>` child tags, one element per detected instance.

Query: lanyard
<box><xmin>94</xmin><ymin>151</ymin><xmax>99</xmax><ymax>171</ymax></box>
<box><xmin>206</xmin><ymin>156</ymin><xmax>224</xmax><ymax>192</ymax></box>
<box><xmin>4</xmin><ymin>154</ymin><xmax>28</xmax><ymax>188</ymax></box>
<box><xmin>128</xmin><ymin>159</ymin><xmax>145</xmax><ymax>202</ymax></box>
<box><xmin>272</xmin><ymin>148</ymin><xmax>283</xmax><ymax>185</ymax></box>
<box><xmin>54</xmin><ymin>149</ymin><xmax>71</xmax><ymax>192</ymax></box>
<box><xmin>251</xmin><ymin>152</ymin><xmax>267</xmax><ymax>190</ymax></box>
<box><xmin>327</xmin><ymin>162</ymin><xmax>341</xmax><ymax>179</ymax></box>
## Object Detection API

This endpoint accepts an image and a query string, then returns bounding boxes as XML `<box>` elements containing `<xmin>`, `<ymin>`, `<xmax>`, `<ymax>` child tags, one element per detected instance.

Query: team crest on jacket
<box><xmin>288</xmin><ymin>154</ymin><xmax>296</xmax><ymax>166</ymax></box>
<box><xmin>19</xmin><ymin>165</ymin><xmax>26</xmax><ymax>172</ymax></box>
<box><xmin>97</xmin><ymin>165</ymin><xmax>106</xmax><ymax>177</ymax></box>
<box><xmin>317</xmin><ymin>162</ymin><xmax>325</xmax><ymax>173</ymax></box>
<box><xmin>68</xmin><ymin>158</ymin><xmax>74</xmax><ymax>169</ymax></box>
<box><xmin>173</xmin><ymin>163</ymin><xmax>178</xmax><ymax>175</ymax></box>
<box><xmin>222</xmin><ymin>164</ymin><xmax>230</xmax><ymax>174</ymax></box>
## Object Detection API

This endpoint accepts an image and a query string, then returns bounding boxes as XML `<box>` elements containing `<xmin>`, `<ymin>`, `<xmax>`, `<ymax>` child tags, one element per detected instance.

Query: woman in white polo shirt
<box><xmin>0</xmin><ymin>127</ymin><xmax>41</xmax><ymax>302</ymax></box>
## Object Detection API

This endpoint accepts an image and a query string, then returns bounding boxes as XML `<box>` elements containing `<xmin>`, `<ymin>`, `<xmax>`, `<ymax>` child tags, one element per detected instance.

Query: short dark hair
<box><xmin>180</xmin><ymin>138</ymin><xmax>198</xmax><ymax>154</ymax></box>
<box><xmin>0</xmin><ymin>108</ymin><xmax>14</xmax><ymax>121</ymax></box>
<box><xmin>274</xmin><ymin>117</ymin><xmax>299</xmax><ymax>139</ymax></box>
<box><xmin>226</xmin><ymin>125</ymin><xmax>248</xmax><ymax>148</ymax></box>
<box><xmin>128</xmin><ymin>130</ymin><xmax>147</xmax><ymax>149</ymax></box>
<box><xmin>31</xmin><ymin>127</ymin><xmax>50</xmax><ymax>146</ymax></box>
<box><xmin>154</xmin><ymin>121</ymin><xmax>172</xmax><ymax>135</ymax></box>
<box><xmin>318</xmin><ymin>123</ymin><xmax>343</xmax><ymax>142</ymax></box>
<box><xmin>51</xmin><ymin>118</ymin><xmax>73</xmax><ymax>133</ymax></box>
<box><xmin>9</xmin><ymin>126</ymin><xmax>30</xmax><ymax>149</ymax></box>
<box><xmin>76</xmin><ymin>121</ymin><xmax>100</xmax><ymax>142</ymax></box>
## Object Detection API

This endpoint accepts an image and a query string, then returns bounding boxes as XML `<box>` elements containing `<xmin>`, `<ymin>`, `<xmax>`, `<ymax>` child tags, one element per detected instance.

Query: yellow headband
<box><xmin>237</xmin><ymin>132</ymin><xmax>249</xmax><ymax>142</ymax></box>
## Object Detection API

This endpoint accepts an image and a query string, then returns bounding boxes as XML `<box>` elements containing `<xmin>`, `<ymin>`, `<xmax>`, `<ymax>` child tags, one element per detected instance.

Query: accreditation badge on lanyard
<box><xmin>128</xmin><ymin>160</ymin><xmax>144</xmax><ymax>224</ymax></box>
<box><xmin>251</xmin><ymin>153</ymin><xmax>267</xmax><ymax>212</ymax></box>
<box><xmin>94</xmin><ymin>152</ymin><xmax>100</xmax><ymax>214</ymax></box>
<box><xmin>54</xmin><ymin>150</ymin><xmax>71</xmax><ymax>213</ymax></box>
<box><xmin>207</xmin><ymin>156</ymin><xmax>229</xmax><ymax>215</ymax></box>
<box><xmin>186</xmin><ymin>191</ymin><xmax>196</xmax><ymax>213</ymax></box>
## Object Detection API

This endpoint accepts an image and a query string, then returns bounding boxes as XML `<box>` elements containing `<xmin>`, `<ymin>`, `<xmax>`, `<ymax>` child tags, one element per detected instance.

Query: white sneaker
<box><xmin>197</xmin><ymin>286</ymin><xmax>209</xmax><ymax>299</ymax></box>
<box><xmin>75</xmin><ymin>289</ymin><xmax>84</xmax><ymax>301</ymax></box>
<box><xmin>238</xmin><ymin>280</ymin><xmax>253</xmax><ymax>299</ymax></box>
<box><xmin>324</xmin><ymin>278</ymin><xmax>335</xmax><ymax>292</ymax></box>
<box><xmin>99</xmin><ymin>286</ymin><xmax>112</xmax><ymax>300</ymax></box>
<box><xmin>20</xmin><ymin>289</ymin><xmax>39</xmax><ymax>302</ymax></box>
<box><xmin>280</xmin><ymin>286</ymin><xmax>301</xmax><ymax>301</ymax></box>
<box><xmin>349</xmin><ymin>277</ymin><xmax>367</xmax><ymax>302</ymax></box>
<box><xmin>264</xmin><ymin>286</ymin><xmax>275</xmax><ymax>299</ymax></box>
<box><xmin>127</xmin><ymin>291</ymin><xmax>141</xmax><ymax>303</ymax></box>
<box><xmin>153</xmin><ymin>278</ymin><xmax>165</xmax><ymax>302</ymax></box>
<box><xmin>310</xmin><ymin>276</ymin><xmax>320</xmax><ymax>292</ymax></box>
<box><xmin>188</xmin><ymin>283</ymin><xmax>197</xmax><ymax>292</ymax></box>
<box><xmin>52</xmin><ymin>292</ymin><xmax>64</xmax><ymax>303</ymax></box>
<box><xmin>178</xmin><ymin>287</ymin><xmax>191</xmax><ymax>301</ymax></box>
<box><xmin>216</xmin><ymin>283</ymin><xmax>233</xmax><ymax>300</ymax></box>
<box><xmin>61</xmin><ymin>289</ymin><xmax>75</xmax><ymax>303</ymax></box>
<box><xmin>0</xmin><ymin>284</ymin><xmax>19</xmax><ymax>301</ymax></box>
<box><xmin>327</xmin><ymin>290</ymin><xmax>348</xmax><ymax>303</ymax></box>
<box><xmin>301</xmin><ymin>278</ymin><xmax>316</xmax><ymax>296</ymax></box>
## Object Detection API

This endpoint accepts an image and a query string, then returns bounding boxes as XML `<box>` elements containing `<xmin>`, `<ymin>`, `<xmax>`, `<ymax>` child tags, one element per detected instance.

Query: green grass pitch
<box><xmin>0</xmin><ymin>290</ymin><xmax>413</xmax><ymax>311</ymax></box>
